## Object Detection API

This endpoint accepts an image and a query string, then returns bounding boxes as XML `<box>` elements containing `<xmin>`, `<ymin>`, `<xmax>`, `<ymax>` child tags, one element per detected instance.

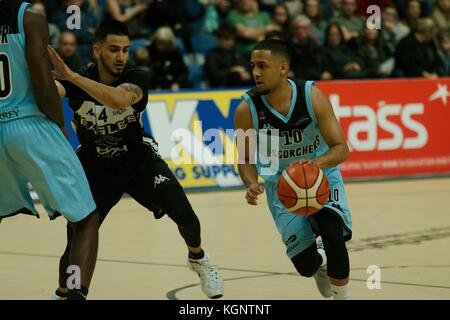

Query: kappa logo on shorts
<box><xmin>154</xmin><ymin>174</ymin><xmax>170</xmax><ymax>188</ymax></box>
<box><xmin>285</xmin><ymin>235</ymin><xmax>297</xmax><ymax>246</ymax></box>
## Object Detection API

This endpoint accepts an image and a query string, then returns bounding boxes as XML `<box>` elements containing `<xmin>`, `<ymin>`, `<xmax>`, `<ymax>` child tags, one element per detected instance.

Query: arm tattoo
<box><xmin>126</xmin><ymin>83</ymin><xmax>143</xmax><ymax>106</ymax></box>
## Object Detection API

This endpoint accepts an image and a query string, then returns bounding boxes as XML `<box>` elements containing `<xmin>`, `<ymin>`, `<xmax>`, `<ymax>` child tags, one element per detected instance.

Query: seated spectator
<box><xmin>147</xmin><ymin>27</ymin><xmax>191</xmax><ymax>90</ymax></box>
<box><xmin>381</xmin><ymin>4</ymin><xmax>409</xmax><ymax>58</ymax></box>
<box><xmin>272</xmin><ymin>3</ymin><xmax>292</xmax><ymax>38</ymax></box>
<box><xmin>323</xmin><ymin>0</ymin><xmax>343</xmax><ymax>21</ymax></box>
<box><xmin>399</xmin><ymin>0</ymin><xmax>422</xmax><ymax>34</ymax></box>
<box><xmin>356</xmin><ymin>26</ymin><xmax>392</xmax><ymax>78</ymax></box>
<box><xmin>104</xmin><ymin>0</ymin><xmax>150</xmax><ymax>56</ymax></box>
<box><xmin>205</xmin><ymin>24</ymin><xmax>252</xmax><ymax>88</ymax></box>
<box><xmin>284</xmin><ymin>0</ymin><xmax>303</xmax><ymax>17</ymax></box>
<box><xmin>395</xmin><ymin>18</ymin><xmax>444</xmax><ymax>78</ymax></box>
<box><xmin>31</xmin><ymin>0</ymin><xmax>60</xmax><ymax>47</ymax></box>
<box><xmin>394</xmin><ymin>0</ymin><xmax>433</xmax><ymax>18</ymax></box>
<box><xmin>303</xmin><ymin>0</ymin><xmax>327</xmax><ymax>45</ymax></box>
<box><xmin>322</xmin><ymin>22</ymin><xmax>365</xmax><ymax>79</ymax></box>
<box><xmin>290</xmin><ymin>15</ymin><xmax>329</xmax><ymax>80</ymax></box>
<box><xmin>432</xmin><ymin>0</ymin><xmax>450</xmax><ymax>32</ymax></box>
<box><xmin>226</xmin><ymin>0</ymin><xmax>277</xmax><ymax>57</ymax></box>
<box><xmin>331</xmin><ymin>0</ymin><xmax>364</xmax><ymax>41</ymax></box>
<box><xmin>145</xmin><ymin>0</ymin><xmax>192</xmax><ymax>52</ymax></box>
<box><xmin>437</xmin><ymin>31</ymin><xmax>450</xmax><ymax>76</ymax></box>
<box><xmin>104</xmin><ymin>0</ymin><xmax>149</xmax><ymax>36</ymax></box>
<box><xmin>56</xmin><ymin>32</ymin><xmax>83</xmax><ymax>73</ymax></box>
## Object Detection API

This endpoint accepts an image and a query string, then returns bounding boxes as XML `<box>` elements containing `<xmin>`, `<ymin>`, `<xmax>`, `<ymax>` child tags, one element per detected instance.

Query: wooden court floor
<box><xmin>1</xmin><ymin>177</ymin><xmax>450</xmax><ymax>300</ymax></box>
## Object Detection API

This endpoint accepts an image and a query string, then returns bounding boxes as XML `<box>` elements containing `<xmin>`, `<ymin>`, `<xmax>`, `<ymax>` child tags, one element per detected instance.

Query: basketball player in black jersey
<box><xmin>49</xmin><ymin>20</ymin><xmax>223</xmax><ymax>299</ymax></box>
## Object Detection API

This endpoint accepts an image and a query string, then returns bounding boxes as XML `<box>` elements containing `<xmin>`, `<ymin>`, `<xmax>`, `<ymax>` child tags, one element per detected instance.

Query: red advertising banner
<box><xmin>318</xmin><ymin>78</ymin><xmax>450</xmax><ymax>180</ymax></box>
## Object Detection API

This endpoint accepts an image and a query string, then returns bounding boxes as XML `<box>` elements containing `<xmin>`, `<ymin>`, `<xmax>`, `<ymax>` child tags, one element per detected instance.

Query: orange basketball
<box><xmin>277</xmin><ymin>161</ymin><xmax>330</xmax><ymax>216</ymax></box>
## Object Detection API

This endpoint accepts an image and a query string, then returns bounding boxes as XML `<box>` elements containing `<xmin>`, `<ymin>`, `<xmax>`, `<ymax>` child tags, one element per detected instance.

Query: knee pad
<box><xmin>290</xmin><ymin>243</ymin><xmax>322</xmax><ymax>278</ymax></box>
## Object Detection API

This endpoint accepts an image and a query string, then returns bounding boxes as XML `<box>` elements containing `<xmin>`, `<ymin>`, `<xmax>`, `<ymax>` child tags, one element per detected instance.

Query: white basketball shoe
<box><xmin>188</xmin><ymin>253</ymin><xmax>224</xmax><ymax>299</ymax></box>
<box><xmin>313</xmin><ymin>237</ymin><xmax>334</xmax><ymax>298</ymax></box>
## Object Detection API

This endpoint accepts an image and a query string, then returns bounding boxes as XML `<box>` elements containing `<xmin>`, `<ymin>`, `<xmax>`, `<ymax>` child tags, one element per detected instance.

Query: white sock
<box><xmin>331</xmin><ymin>283</ymin><xmax>350</xmax><ymax>300</ymax></box>
<box><xmin>317</xmin><ymin>248</ymin><xmax>327</xmax><ymax>268</ymax></box>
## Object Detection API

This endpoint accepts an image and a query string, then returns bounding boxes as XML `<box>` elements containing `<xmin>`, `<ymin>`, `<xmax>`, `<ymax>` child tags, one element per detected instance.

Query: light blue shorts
<box><xmin>0</xmin><ymin>116</ymin><xmax>96</xmax><ymax>222</ymax></box>
<box><xmin>265</xmin><ymin>178</ymin><xmax>352</xmax><ymax>259</ymax></box>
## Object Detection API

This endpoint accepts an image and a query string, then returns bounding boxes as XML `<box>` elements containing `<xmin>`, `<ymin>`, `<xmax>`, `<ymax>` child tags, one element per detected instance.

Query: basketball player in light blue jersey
<box><xmin>234</xmin><ymin>39</ymin><xmax>352</xmax><ymax>299</ymax></box>
<box><xmin>0</xmin><ymin>0</ymin><xmax>99</xmax><ymax>300</ymax></box>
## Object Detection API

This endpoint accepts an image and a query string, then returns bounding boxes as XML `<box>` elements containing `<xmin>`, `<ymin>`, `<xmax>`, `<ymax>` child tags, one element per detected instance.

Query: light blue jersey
<box><xmin>0</xmin><ymin>2</ymin><xmax>43</xmax><ymax>121</ymax></box>
<box><xmin>242</xmin><ymin>79</ymin><xmax>352</xmax><ymax>258</ymax></box>
<box><xmin>0</xmin><ymin>1</ymin><xmax>96</xmax><ymax>222</ymax></box>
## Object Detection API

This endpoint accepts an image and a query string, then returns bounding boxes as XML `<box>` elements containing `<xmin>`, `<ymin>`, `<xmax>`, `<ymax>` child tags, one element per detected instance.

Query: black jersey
<box><xmin>244</xmin><ymin>78</ymin><xmax>313</xmax><ymax>132</ymax></box>
<box><xmin>62</xmin><ymin>64</ymin><xmax>158</xmax><ymax>168</ymax></box>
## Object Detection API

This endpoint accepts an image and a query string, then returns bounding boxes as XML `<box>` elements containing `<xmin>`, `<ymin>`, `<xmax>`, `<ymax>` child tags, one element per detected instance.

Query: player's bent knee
<box><xmin>290</xmin><ymin>244</ymin><xmax>321</xmax><ymax>278</ymax></box>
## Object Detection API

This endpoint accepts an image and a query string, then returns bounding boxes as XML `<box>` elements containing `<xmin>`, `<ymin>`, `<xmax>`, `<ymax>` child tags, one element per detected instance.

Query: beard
<box><xmin>99</xmin><ymin>54</ymin><xmax>123</xmax><ymax>78</ymax></box>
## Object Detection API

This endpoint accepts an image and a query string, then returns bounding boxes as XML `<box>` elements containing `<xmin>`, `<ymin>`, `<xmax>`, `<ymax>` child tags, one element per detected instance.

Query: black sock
<box><xmin>67</xmin><ymin>285</ymin><xmax>89</xmax><ymax>300</ymax></box>
<box><xmin>188</xmin><ymin>249</ymin><xmax>205</xmax><ymax>260</ymax></box>
<box><xmin>55</xmin><ymin>288</ymin><xmax>68</xmax><ymax>298</ymax></box>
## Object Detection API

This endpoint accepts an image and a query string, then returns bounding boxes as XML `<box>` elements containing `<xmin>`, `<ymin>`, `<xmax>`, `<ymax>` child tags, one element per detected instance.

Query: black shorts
<box><xmin>78</xmin><ymin>144</ymin><xmax>181</xmax><ymax>224</ymax></box>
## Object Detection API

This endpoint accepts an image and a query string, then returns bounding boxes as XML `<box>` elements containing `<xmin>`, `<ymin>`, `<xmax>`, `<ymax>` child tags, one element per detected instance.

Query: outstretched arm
<box><xmin>234</xmin><ymin>99</ymin><xmax>264</xmax><ymax>205</ymax></box>
<box><xmin>311</xmin><ymin>86</ymin><xmax>349</xmax><ymax>168</ymax></box>
<box><xmin>48</xmin><ymin>46</ymin><xmax>143</xmax><ymax>109</ymax></box>
<box><xmin>24</xmin><ymin>9</ymin><xmax>65</xmax><ymax>128</ymax></box>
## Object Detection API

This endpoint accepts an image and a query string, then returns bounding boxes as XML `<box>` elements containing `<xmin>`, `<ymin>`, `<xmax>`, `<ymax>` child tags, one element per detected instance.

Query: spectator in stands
<box><xmin>432</xmin><ymin>0</ymin><xmax>450</xmax><ymax>32</ymax></box>
<box><xmin>395</xmin><ymin>18</ymin><xmax>443</xmax><ymax>78</ymax></box>
<box><xmin>322</xmin><ymin>0</ymin><xmax>342</xmax><ymax>21</ymax></box>
<box><xmin>145</xmin><ymin>0</ymin><xmax>192</xmax><ymax>52</ymax></box>
<box><xmin>394</xmin><ymin>0</ymin><xmax>433</xmax><ymax>19</ymax></box>
<box><xmin>290</xmin><ymin>15</ymin><xmax>329</xmax><ymax>80</ymax></box>
<box><xmin>381</xmin><ymin>4</ymin><xmax>410</xmax><ymax>58</ymax></box>
<box><xmin>331</xmin><ymin>0</ymin><xmax>365</xmax><ymax>41</ymax></box>
<box><xmin>104</xmin><ymin>0</ymin><xmax>150</xmax><ymax>56</ymax></box>
<box><xmin>205</xmin><ymin>24</ymin><xmax>252</xmax><ymax>88</ymax></box>
<box><xmin>272</xmin><ymin>3</ymin><xmax>291</xmax><ymax>38</ymax></box>
<box><xmin>104</xmin><ymin>0</ymin><xmax>149</xmax><ymax>35</ymax></box>
<box><xmin>226</xmin><ymin>0</ymin><xmax>277</xmax><ymax>57</ymax></box>
<box><xmin>303</xmin><ymin>0</ymin><xmax>327</xmax><ymax>45</ymax></box>
<box><xmin>322</xmin><ymin>22</ymin><xmax>365</xmax><ymax>79</ymax></box>
<box><xmin>31</xmin><ymin>0</ymin><xmax>60</xmax><ymax>47</ymax></box>
<box><xmin>56</xmin><ymin>32</ymin><xmax>83</xmax><ymax>73</ymax></box>
<box><xmin>284</xmin><ymin>0</ymin><xmax>303</xmax><ymax>17</ymax></box>
<box><xmin>147</xmin><ymin>26</ymin><xmax>191</xmax><ymax>90</ymax></box>
<box><xmin>356</xmin><ymin>26</ymin><xmax>392</xmax><ymax>78</ymax></box>
<box><xmin>437</xmin><ymin>31</ymin><xmax>450</xmax><ymax>76</ymax></box>
<box><xmin>399</xmin><ymin>0</ymin><xmax>422</xmax><ymax>33</ymax></box>
<box><xmin>49</xmin><ymin>0</ymin><xmax>100</xmax><ymax>65</ymax></box>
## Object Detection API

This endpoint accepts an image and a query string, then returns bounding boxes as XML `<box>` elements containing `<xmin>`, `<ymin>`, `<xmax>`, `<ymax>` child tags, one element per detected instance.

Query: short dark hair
<box><xmin>252</xmin><ymin>39</ymin><xmax>292</xmax><ymax>63</ymax></box>
<box><xmin>95</xmin><ymin>20</ymin><xmax>129</xmax><ymax>43</ymax></box>
<box><xmin>216</xmin><ymin>24</ymin><xmax>236</xmax><ymax>39</ymax></box>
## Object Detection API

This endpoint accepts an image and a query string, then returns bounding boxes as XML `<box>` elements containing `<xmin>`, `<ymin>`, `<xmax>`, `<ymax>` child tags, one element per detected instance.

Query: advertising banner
<box><xmin>63</xmin><ymin>78</ymin><xmax>450</xmax><ymax>190</ymax></box>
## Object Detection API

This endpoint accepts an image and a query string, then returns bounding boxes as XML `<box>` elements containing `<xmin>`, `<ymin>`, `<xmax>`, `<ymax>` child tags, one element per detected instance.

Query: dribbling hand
<box><xmin>246</xmin><ymin>183</ymin><xmax>264</xmax><ymax>206</ymax></box>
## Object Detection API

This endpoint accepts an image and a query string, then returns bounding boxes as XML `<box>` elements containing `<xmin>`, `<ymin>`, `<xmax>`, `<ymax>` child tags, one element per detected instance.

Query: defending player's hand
<box><xmin>246</xmin><ymin>183</ymin><xmax>264</xmax><ymax>206</ymax></box>
<box><xmin>47</xmin><ymin>46</ymin><xmax>76</xmax><ymax>81</ymax></box>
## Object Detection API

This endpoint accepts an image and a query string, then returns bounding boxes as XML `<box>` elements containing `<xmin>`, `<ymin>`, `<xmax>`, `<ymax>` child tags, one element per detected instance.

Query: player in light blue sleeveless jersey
<box><xmin>235</xmin><ymin>39</ymin><xmax>352</xmax><ymax>299</ymax></box>
<box><xmin>0</xmin><ymin>0</ymin><xmax>99</xmax><ymax>300</ymax></box>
